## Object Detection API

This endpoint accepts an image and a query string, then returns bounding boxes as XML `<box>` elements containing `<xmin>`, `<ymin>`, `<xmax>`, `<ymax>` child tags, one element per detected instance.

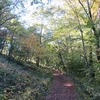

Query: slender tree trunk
<box><xmin>58</xmin><ymin>51</ymin><xmax>66</xmax><ymax>70</ymax></box>
<box><xmin>69</xmin><ymin>34</ymin><xmax>74</xmax><ymax>61</ymax></box>
<box><xmin>8</xmin><ymin>33</ymin><xmax>14</xmax><ymax>57</ymax></box>
<box><xmin>89</xmin><ymin>46</ymin><xmax>93</xmax><ymax>66</ymax></box>
<box><xmin>66</xmin><ymin>0</ymin><xmax>89</xmax><ymax>68</ymax></box>
<box><xmin>36</xmin><ymin>57</ymin><xmax>40</xmax><ymax>67</ymax></box>
<box><xmin>0</xmin><ymin>40</ymin><xmax>6</xmax><ymax>54</ymax></box>
<box><xmin>75</xmin><ymin>12</ymin><xmax>89</xmax><ymax>67</ymax></box>
<box><xmin>0</xmin><ymin>32</ymin><xmax>7</xmax><ymax>54</ymax></box>
<box><xmin>80</xmin><ymin>27</ymin><xmax>89</xmax><ymax>66</ymax></box>
<box><xmin>36</xmin><ymin>21</ymin><xmax>43</xmax><ymax>67</ymax></box>
<box><xmin>96</xmin><ymin>3</ymin><xmax>100</xmax><ymax>61</ymax></box>
<box><xmin>86</xmin><ymin>0</ymin><xmax>100</xmax><ymax>61</ymax></box>
<box><xmin>89</xmin><ymin>46</ymin><xmax>95</xmax><ymax>79</ymax></box>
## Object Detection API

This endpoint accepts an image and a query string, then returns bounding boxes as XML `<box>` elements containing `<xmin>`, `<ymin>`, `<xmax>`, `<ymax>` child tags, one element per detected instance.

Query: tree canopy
<box><xmin>0</xmin><ymin>0</ymin><xmax>100</xmax><ymax>100</ymax></box>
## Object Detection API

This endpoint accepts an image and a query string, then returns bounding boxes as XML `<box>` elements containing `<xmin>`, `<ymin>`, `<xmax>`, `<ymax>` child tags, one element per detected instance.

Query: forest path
<box><xmin>45</xmin><ymin>70</ymin><xmax>78</xmax><ymax>100</ymax></box>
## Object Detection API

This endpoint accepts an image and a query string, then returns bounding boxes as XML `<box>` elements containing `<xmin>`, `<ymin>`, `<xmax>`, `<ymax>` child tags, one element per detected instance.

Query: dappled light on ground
<box><xmin>64</xmin><ymin>82</ymin><xmax>73</xmax><ymax>87</ymax></box>
<box><xmin>46</xmin><ymin>70</ymin><xmax>78</xmax><ymax>100</ymax></box>
<box><xmin>53</xmin><ymin>72</ymin><xmax>63</xmax><ymax>76</ymax></box>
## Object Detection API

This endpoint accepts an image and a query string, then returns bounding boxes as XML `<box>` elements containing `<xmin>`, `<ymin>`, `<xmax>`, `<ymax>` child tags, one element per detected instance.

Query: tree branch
<box><xmin>0</xmin><ymin>16</ymin><xmax>15</xmax><ymax>27</ymax></box>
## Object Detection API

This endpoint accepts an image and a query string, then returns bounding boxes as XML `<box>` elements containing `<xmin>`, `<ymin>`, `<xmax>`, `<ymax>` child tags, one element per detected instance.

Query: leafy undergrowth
<box><xmin>0</xmin><ymin>56</ymin><xmax>52</xmax><ymax>100</ymax></box>
<box><xmin>70</xmin><ymin>69</ymin><xmax>100</xmax><ymax>100</ymax></box>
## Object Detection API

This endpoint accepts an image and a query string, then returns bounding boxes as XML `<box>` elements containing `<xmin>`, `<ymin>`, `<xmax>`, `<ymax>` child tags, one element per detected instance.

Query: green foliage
<box><xmin>0</xmin><ymin>56</ymin><xmax>52</xmax><ymax>100</ymax></box>
<box><xmin>68</xmin><ymin>52</ymin><xmax>86</xmax><ymax>76</ymax></box>
<box><xmin>0</xmin><ymin>0</ymin><xmax>100</xmax><ymax>99</ymax></box>
<box><xmin>70</xmin><ymin>60</ymin><xmax>100</xmax><ymax>100</ymax></box>
<box><xmin>93</xmin><ymin>63</ymin><xmax>100</xmax><ymax>84</ymax></box>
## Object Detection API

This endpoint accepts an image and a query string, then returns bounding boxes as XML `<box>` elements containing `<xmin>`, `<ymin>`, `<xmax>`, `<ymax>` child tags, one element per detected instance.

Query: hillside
<box><xmin>0</xmin><ymin>0</ymin><xmax>100</xmax><ymax>100</ymax></box>
<box><xmin>0</xmin><ymin>56</ymin><xmax>52</xmax><ymax>100</ymax></box>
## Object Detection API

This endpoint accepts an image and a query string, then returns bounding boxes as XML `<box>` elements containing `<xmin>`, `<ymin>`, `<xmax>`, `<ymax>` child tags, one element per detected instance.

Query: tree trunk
<box><xmin>8</xmin><ymin>33</ymin><xmax>14</xmax><ymax>57</ymax></box>
<box><xmin>89</xmin><ymin>46</ymin><xmax>93</xmax><ymax>66</ymax></box>
<box><xmin>58</xmin><ymin>51</ymin><xmax>66</xmax><ymax>70</ymax></box>
<box><xmin>0</xmin><ymin>40</ymin><xmax>5</xmax><ymax>54</ymax></box>
<box><xmin>96</xmin><ymin>38</ymin><xmax>100</xmax><ymax>61</ymax></box>
<box><xmin>36</xmin><ymin>57</ymin><xmax>40</xmax><ymax>67</ymax></box>
<box><xmin>86</xmin><ymin>0</ymin><xmax>100</xmax><ymax>61</ymax></box>
<box><xmin>96</xmin><ymin>3</ymin><xmax>100</xmax><ymax>61</ymax></box>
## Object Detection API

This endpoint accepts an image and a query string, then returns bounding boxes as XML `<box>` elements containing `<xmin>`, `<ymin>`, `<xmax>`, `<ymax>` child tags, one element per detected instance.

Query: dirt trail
<box><xmin>46</xmin><ymin>70</ymin><xmax>78</xmax><ymax>100</ymax></box>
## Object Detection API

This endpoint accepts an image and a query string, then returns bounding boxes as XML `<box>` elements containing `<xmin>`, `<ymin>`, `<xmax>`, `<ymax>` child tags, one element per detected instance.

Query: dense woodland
<box><xmin>0</xmin><ymin>0</ymin><xmax>100</xmax><ymax>100</ymax></box>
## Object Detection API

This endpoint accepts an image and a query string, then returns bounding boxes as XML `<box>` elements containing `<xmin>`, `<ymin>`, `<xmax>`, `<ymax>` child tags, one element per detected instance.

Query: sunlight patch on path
<box><xmin>46</xmin><ymin>70</ymin><xmax>78</xmax><ymax>100</ymax></box>
<box><xmin>64</xmin><ymin>82</ymin><xmax>74</xmax><ymax>87</ymax></box>
<box><xmin>53</xmin><ymin>72</ymin><xmax>63</xmax><ymax>76</ymax></box>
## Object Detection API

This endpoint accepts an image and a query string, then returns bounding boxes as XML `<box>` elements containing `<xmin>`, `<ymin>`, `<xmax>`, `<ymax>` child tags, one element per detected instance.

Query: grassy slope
<box><xmin>0</xmin><ymin>56</ymin><xmax>52</xmax><ymax>100</ymax></box>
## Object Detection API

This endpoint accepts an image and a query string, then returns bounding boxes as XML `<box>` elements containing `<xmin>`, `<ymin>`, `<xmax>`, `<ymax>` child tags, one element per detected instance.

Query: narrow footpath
<box><xmin>46</xmin><ymin>70</ymin><xmax>78</xmax><ymax>100</ymax></box>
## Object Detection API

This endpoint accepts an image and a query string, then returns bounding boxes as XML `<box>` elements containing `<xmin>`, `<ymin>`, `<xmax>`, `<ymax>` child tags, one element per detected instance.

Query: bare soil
<box><xmin>46</xmin><ymin>70</ymin><xmax>78</xmax><ymax>100</ymax></box>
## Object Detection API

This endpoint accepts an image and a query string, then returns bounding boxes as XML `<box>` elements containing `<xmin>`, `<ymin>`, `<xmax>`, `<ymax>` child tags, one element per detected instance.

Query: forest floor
<box><xmin>0</xmin><ymin>55</ymin><xmax>51</xmax><ymax>100</ymax></box>
<box><xmin>0</xmin><ymin>55</ymin><xmax>79</xmax><ymax>100</ymax></box>
<box><xmin>45</xmin><ymin>70</ymin><xmax>78</xmax><ymax>100</ymax></box>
